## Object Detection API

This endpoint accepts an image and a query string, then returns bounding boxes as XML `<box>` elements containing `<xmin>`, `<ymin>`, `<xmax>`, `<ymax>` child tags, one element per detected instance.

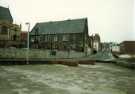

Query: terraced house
<box><xmin>30</xmin><ymin>18</ymin><xmax>91</xmax><ymax>52</ymax></box>
<box><xmin>0</xmin><ymin>6</ymin><xmax>21</xmax><ymax>47</ymax></box>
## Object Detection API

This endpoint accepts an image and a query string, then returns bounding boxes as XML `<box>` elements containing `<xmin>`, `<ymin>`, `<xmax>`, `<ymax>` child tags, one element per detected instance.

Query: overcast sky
<box><xmin>0</xmin><ymin>0</ymin><xmax>134</xmax><ymax>42</ymax></box>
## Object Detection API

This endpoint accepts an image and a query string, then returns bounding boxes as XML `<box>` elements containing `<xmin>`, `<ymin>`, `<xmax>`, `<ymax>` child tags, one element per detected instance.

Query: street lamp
<box><xmin>25</xmin><ymin>22</ymin><xmax>30</xmax><ymax>64</ymax></box>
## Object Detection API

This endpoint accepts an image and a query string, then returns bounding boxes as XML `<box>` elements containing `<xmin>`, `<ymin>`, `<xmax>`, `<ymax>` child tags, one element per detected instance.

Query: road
<box><xmin>0</xmin><ymin>63</ymin><xmax>135</xmax><ymax>94</ymax></box>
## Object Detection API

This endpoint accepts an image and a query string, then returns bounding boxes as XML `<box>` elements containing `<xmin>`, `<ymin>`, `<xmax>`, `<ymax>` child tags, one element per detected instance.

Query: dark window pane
<box><xmin>1</xmin><ymin>26</ymin><xmax>8</xmax><ymax>34</ymax></box>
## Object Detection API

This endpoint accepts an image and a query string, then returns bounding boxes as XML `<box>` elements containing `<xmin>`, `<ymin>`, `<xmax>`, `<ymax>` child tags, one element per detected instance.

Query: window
<box><xmin>0</xmin><ymin>27</ymin><xmax>1</xmax><ymax>32</ymax></box>
<box><xmin>54</xmin><ymin>35</ymin><xmax>58</xmax><ymax>41</ymax></box>
<box><xmin>62</xmin><ymin>35</ymin><xmax>69</xmax><ymax>41</ymax></box>
<box><xmin>58</xmin><ymin>35</ymin><xmax>62</xmax><ymax>41</ymax></box>
<box><xmin>50</xmin><ymin>50</ymin><xmax>56</xmax><ymax>56</ymax></box>
<box><xmin>69</xmin><ymin>34</ymin><xmax>76</xmax><ymax>42</ymax></box>
<box><xmin>31</xmin><ymin>37</ymin><xmax>35</xmax><ymax>42</ymax></box>
<box><xmin>13</xmin><ymin>35</ymin><xmax>17</xmax><ymax>41</ymax></box>
<box><xmin>44</xmin><ymin>35</ymin><xmax>47</xmax><ymax>42</ymax></box>
<box><xmin>1</xmin><ymin>26</ymin><xmax>8</xmax><ymax>34</ymax></box>
<box><xmin>40</xmin><ymin>35</ymin><xmax>44</xmax><ymax>41</ymax></box>
<box><xmin>35</xmin><ymin>28</ymin><xmax>39</xmax><ymax>35</ymax></box>
<box><xmin>14</xmin><ymin>28</ymin><xmax>18</xmax><ymax>32</ymax></box>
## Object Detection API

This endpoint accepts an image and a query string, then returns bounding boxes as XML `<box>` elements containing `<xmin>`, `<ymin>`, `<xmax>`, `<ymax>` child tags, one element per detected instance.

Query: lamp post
<box><xmin>25</xmin><ymin>22</ymin><xmax>30</xmax><ymax>64</ymax></box>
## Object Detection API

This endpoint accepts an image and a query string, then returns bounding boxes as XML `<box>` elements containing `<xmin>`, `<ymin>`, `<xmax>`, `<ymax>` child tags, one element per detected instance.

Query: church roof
<box><xmin>31</xmin><ymin>18</ymin><xmax>88</xmax><ymax>35</ymax></box>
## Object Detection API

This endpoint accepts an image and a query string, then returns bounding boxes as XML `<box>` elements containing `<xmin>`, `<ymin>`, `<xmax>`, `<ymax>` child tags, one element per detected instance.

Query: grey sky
<box><xmin>0</xmin><ymin>0</ymin><xmax>134</xmax><ymax>42</ymax></box>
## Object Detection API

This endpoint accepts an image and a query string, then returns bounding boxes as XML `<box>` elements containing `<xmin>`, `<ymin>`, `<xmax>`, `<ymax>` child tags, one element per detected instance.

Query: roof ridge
<box><xmin>0</xmin><ymin>6</ymin><xmax>8</xmax><ymax>9</ymax></box>
<box><xmin>37</xmin><ymin>17</ymin><xmax>87</xmax><ymax>24</ymax></box>
<box><xmin>31</xmin><ymin>17</ymin><xmax>88</xmax><ymax>34</ymax></box>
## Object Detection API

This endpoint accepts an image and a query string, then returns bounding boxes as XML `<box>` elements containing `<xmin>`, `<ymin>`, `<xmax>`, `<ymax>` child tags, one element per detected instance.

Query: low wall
<box><xmin>0</xmin><ymin>48</ymin><xmax>85</xmax><ymax>59</ymax></box>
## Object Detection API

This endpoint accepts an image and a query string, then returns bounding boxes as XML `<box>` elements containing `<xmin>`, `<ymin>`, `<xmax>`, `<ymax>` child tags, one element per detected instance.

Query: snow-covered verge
<box><xmin>0</xmin><ymin>63</ymin><xmax>135</xmax><ymax>94</ymax></box>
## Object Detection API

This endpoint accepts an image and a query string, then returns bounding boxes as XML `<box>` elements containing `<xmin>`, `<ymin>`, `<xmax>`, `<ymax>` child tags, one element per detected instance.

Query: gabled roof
<box><xmin>0</xmin><ymin>6</ymin><xmax>13</xmax><ymax>23</ymax></box>
<box><xmin>31</xmin><ymin>18</ymin><xmax>88</xmax><ymax>35</ymax></box>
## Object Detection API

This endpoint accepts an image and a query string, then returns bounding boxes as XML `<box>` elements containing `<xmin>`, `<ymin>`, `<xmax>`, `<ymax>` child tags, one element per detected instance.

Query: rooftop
<box><xmin>31</xmin><ymin>18</ymin><xmax>88</xmax><ymax>35</ymax></box>
<box><xmin>0</xmin><ymin>6</ymin><xmax>13</xmax><ymax>23</ymax></box>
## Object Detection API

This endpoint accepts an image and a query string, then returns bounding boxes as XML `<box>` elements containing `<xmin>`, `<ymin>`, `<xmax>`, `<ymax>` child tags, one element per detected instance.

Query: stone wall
<box><xmin>0</xmin><ymin>48</ymin><xmax>85</xmax><ymax>59</ymax></box>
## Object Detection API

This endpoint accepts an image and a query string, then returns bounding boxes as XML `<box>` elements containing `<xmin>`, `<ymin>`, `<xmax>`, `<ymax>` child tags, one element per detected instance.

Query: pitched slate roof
<box><xmin>0</xmin><ymin>6</ymin><xmax>13</xmax><ymax>23</ymax></box>
<box><xmin>31</xmin><ymin>18</ymin><xmax>87</xmax><ymax>35</ymax></box>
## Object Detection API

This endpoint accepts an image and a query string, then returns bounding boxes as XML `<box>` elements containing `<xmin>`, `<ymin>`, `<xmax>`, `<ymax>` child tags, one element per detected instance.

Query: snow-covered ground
<box><xmin>0</xmin><ymin>63</ymin><xmax>135</xmax><ymax>94</ymax></box>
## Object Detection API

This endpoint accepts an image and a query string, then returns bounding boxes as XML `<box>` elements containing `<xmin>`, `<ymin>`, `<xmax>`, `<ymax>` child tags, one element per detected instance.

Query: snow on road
<box><xmin>0</xmin><ymin>63</ymin><xmax>135</xmax><ymax>94</ymax></box>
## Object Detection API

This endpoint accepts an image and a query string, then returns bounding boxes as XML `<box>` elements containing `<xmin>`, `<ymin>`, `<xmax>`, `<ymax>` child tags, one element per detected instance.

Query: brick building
<box><xmin>0</xmin><ymin>6</ymin><xmax>21</xmax><ymax>47</ymax></box>
<box><xmin>120</xmin><ymin>41</ymin><xmax>135</xmax><ymax>54</ymax></box>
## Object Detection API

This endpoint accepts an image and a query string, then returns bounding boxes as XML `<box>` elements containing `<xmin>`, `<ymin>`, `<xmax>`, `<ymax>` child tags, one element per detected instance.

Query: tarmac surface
<box><xmin>0</xmin><ymin>63</ymin><xmax>135</xmax><ymax>94</ymax></box>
